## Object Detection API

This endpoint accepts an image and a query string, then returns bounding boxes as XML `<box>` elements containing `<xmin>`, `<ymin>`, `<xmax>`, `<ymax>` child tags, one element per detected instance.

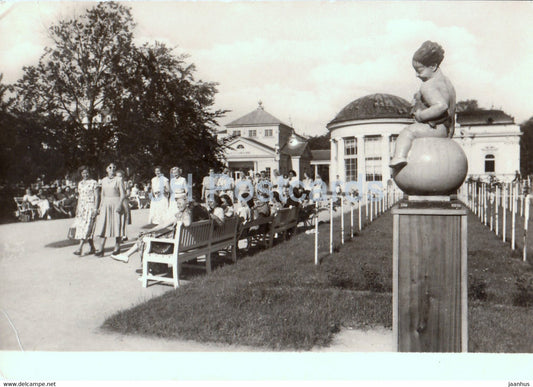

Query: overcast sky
<box><xmin>1</xmin><ymin>1</ymin><xmax>532</xmax><ymax>136</ymax></box>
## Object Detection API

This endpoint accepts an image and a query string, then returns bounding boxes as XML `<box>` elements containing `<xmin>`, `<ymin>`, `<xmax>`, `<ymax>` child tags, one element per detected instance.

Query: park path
<box><xmin>0</xmin><ymin>208</ymin><xmax>393</xmax><ymax>354</ymax></box>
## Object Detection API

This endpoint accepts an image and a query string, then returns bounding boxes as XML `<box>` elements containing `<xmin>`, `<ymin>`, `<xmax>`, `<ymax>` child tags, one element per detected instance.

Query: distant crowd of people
<box><xmin>22</xmin><ymin>185</ymin><xmax>78</xmax><ymax>220</ymax></box>
<box><xmin>54</xmin><ymin>164</ymin><xmax>325</xmax><ymax>269</ymax></box>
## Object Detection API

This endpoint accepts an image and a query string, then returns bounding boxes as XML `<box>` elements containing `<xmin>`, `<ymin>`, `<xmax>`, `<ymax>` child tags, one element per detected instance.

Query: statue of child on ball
<box><xmin>389</xmin><ymin>41</ymin><xmax>456</xmax><ymax>169</ymax></box>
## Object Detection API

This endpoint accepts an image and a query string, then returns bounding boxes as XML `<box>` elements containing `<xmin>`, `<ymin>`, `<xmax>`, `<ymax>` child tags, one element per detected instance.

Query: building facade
<box><xmin>327</xmin><ymin>93</ymin><xmax>521</xmax><ymax>192</ymax></box>
<box><xmin>219</xmin><ymin>102</ymin><xmax>312</xmax><ymax>179</ymax></box>
<box><xmin>455</xmin><ymin>109</ymin><xmax>521</xmax><ymax>181</ymax></box>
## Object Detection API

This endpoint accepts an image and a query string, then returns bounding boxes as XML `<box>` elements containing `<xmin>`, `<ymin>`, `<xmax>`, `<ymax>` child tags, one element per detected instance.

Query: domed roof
<box><xmin>327</xmin><ymin>93</ymin><xmax>412</xmax><ymax>128</ymax></box>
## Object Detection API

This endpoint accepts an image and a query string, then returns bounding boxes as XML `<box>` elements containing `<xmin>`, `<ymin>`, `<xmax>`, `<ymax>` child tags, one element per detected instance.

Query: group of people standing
<box><xmin>70</xmin><ymin>163</ymin><xmax>323</xmax><ymax>265</ymax></box>
<box><xmin>72</xmin><ymin>163</ymin><xmax>129</xmax><ymax>257</ymax></box>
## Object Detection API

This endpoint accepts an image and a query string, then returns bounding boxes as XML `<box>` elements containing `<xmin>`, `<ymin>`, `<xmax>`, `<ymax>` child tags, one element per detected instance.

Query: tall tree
<box><xmin>456</xmin><ymin>99</ymin><xmax>480</xmax><ymax>112</ymax></box>
<box><xmin>112</xmin><ymin>42</ymin><xmax>227</xmax><ymax>180</ymax></box>
<box><xmin>12</xmin><ymin>2</ymin><xmax>227</xmax><ymax>185</ymax></box>
<box><xmin>520</xmin><ymin>117</ymin><xmax>533</xmax><ymax>177</ymax></box>
<box><xmin>307</xmin><ymin>132</ymin><xmax>330</xmax><ymax>150</ymax></box>
<box><xmin>14</xmin><ymin>2</ymin><xmax>136</xmax><ymax>171</ymax></box>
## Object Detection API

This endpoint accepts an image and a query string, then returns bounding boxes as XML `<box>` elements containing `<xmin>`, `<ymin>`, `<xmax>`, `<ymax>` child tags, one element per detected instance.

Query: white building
<box><xmin>219</xmin><ymin>102</ymin><xmax>312</xmax><ymax>179</ymax></box>
<box><xmin>327</xmin><ymin>93</ymin><xmax>521</xmax><ymax>191</ymax></box>
<box><xmin>455</xmin><ymin>109</ymin><xmax>521</xmax><ymax>182</ymax></box>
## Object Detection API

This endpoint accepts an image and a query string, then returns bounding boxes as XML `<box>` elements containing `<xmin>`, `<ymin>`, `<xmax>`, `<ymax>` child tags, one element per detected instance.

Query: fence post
<box><xmin>512</xmin><ymin>184</ymin><xmax>517</xmax><ymax>250</ymax></box>
<box><xmin>358</xmin><ymin>197</ymin><xmax>362</xmax><ymax>231</ymax></box>
<box><xmin>341</xmin><ymin>196</ymin><xmax>345</xmax><ymax>245</ymax></box>
<box><xmin>314</xmin><ymin>200</ymin><xmax>319</xmax><ymax>265</ymax></box>
<box><xmin>522</xmin><ymin>194</ymin><xmax>529</xmax><ymax>262</ymax></box>
<box><xmin>503</xmin><ymin>185</ymin><xmax>507</xmax><ymax>242</ymax></box>
<box><xmin>350</xmin><ymin>200</ymin><xmax>354</xmax><ymax>238</ymax></box>
<box><xmin>495</xmin><ymin>186</ymin><xmax>499</xmax><ymax>236</ymax></box>
<box><xmin>490</xmin><ymin>188</ymin><xmax>494</xmax><ymax>231</ymax></box>
<box><xmin>370</xmin><ymin>193</ymin><xmax>374</xmax><ymax>223</ymax></box>
<box><xmin>329</xmin><ymin>197</ymin><xmax>333</xmax><ymax>254</ymax></box>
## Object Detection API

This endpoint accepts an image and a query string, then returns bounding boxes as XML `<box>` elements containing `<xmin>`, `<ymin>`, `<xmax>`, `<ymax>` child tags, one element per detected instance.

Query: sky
<box><xmin>1</xmin><ymin>1</ymin><xmax>532</xmax><ymax>136</ymax></box>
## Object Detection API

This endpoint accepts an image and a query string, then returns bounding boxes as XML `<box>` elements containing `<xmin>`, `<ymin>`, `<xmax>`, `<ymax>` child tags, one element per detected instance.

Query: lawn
<box><xmin>102</xmin><ymin>202</ymin><xmax>533</xmax><ymax>352</ymax></box>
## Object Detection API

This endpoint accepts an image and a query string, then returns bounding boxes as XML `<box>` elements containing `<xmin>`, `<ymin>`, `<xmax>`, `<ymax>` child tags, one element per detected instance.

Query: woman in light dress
<box><xmin>168</xmin><ymin>166</ymin><xmax>187</xmax><ymax>215</ymax></box>
<box><xmin>93</xmin><ymin>163</ymin><xmax>126</xmax><ymax>256</ymax></box>
<box><xmin>149</xmin><ymin>165</ymin><xmax>169</xmax><ymax>224</ymax></box>
<box><xmin>73</xmin><ymin>166</ymin><xmax>99</xmax><ymax>256</ymax></box>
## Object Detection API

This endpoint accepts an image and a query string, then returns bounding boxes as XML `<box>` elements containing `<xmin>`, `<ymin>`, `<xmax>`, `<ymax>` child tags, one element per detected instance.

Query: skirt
<box><xmin>94</xmin><ymin>196</ymin><xmax>123</xmax><ymax>238</ymax></box>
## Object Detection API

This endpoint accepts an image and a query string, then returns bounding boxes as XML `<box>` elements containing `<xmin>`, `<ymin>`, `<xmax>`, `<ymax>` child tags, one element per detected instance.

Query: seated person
<box><xmin>220</xmin><ymin>194</ymin><xmax>234</xmax><ymax>218</ymax></box>
<box><xmin>252</xmin><ymin>192</ymin><xmax>271</xmax><ymax>218</ymax></box>
<box><xmin>61</xmin><ymin>186</ymin><xmax>78</xmax><ymax>217</ymax></box>
<box><xmin>111</xmin><ymin>194</ymin><xmax>192</xmax><ymax>263</ymax></box>
<box><xmin>236</xmin><ymin>193</ymin><xmax>253</xmax><ymax>225</ymax></box>
<box><xmin>206</xmin><ymin>194</ymin><xmax>225</xmax><ymax>226</ymax></box>
<box><xmin>24</xmin><ymin>188</ymin><xmax>52</xmax><ymax>219</ymax></box>
<box><xmin>51</xmin><ymin>186</ymin><xmax>70</xmax><ymax>216</ymax></box>
<box><xmin>270</xmin><ymin>191</ymin><xmax>283</xmax><ymax>216</ymax></box>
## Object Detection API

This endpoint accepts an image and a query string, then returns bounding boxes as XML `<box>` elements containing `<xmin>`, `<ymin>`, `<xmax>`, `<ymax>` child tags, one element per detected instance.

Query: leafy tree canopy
<box><xmin>10</xmin><ymin>1</ymin><xmax>227</xmax><ymax>187</ymax></box>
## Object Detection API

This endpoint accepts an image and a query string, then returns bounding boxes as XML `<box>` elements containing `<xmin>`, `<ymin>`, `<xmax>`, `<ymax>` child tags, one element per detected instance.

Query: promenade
<box><xmin>0</xmin><ymin>208</ymin><xmax>393</xmax><ymax>352</ymax></box>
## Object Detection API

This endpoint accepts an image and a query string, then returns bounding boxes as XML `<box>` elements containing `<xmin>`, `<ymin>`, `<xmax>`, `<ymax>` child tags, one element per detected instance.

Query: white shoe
<box><xmin>111</xmin><ymin>253</ymin><xmax>129</xmax><ymax>263</ymax></box>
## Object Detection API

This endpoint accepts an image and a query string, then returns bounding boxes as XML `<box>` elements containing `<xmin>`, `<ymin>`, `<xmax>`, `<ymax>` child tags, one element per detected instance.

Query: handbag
<box><xmin>67</xmin><ymin>224</ymin><xmax>77</xmax><ymax>240</ymax></box>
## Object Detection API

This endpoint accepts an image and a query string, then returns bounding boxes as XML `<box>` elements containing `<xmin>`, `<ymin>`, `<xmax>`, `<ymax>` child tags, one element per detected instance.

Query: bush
<box><xmin>513</xmin><ymin>272</ymin><xmax>533</xmax><ymax>307</ymax></box>
<box><xmin>468</xmin><ymin>275</ymin><xmax>488</xmax><ymax>301</ymax></box>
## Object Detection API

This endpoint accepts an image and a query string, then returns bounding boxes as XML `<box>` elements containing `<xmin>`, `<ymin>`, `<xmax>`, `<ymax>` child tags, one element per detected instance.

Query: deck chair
<box><xmin>13</xmin><ymin>197</ymin><xmax>38</xmax><ymax>221</ymax></box>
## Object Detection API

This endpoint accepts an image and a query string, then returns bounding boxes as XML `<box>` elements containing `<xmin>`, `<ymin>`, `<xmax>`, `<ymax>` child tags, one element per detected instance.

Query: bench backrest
<box><xmin>273</xmin><ymin>208</ymin><xmax>291</xmax><ymax>225</ymax></box>
<box><xmin>211</xmin><ymin>216</ymin><xmax>239</xmax><ymax>243</ymax></box>
<box><xmin>177</xmin><ymin>219</ymin><xmax>212</xmax><ymax>250</ymax></box>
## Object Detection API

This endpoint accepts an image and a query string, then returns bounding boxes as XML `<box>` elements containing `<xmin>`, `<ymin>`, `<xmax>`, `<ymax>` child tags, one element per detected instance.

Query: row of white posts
<box><xmin>314</xmin><ymin>187</ymin><xmax>404</xmax><ymax>265</ymax></box>
<box><xmin>458</xmin><ymin>181</ymin><xmax>530</xmax><ymax>262</ymax></box>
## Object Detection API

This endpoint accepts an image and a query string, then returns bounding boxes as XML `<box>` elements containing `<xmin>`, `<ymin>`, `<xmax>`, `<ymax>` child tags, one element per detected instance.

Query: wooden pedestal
<box><xmin>392</xmin><ymin>200</ymin><xmax>468</xmax><ymax>352</ymax></box>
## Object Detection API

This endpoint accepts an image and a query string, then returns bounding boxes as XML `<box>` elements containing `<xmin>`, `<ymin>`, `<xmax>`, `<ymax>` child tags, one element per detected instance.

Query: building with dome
<box><xmin>327</xmin><ymin>93</ymin><xmax>521</xmax><ymax>192</ymax></box>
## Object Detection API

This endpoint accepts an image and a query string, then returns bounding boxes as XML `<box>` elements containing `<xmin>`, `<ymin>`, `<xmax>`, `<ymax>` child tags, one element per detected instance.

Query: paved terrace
<box><xmin>0</xmin><ymin>208</ymin><xmax>393</xmax><ymax>352</ymax></box>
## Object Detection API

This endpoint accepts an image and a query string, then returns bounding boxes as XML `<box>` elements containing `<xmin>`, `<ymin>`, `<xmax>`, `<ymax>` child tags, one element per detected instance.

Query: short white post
<box><xmin>490</xmin><ymin>189</ymin><xmax>494</xmax><ymax>231</ymax></box>
<box><xmin>314</xmin><ymin>200</ymin><xmax>319</xmax><ymax>265</ymax></box>
<box><xmin>329</xmin><ymin>197</ymin><xmax>333</xmax><ymax>254</ymax></box>
<box><xmin>365</xmin><ymin>193</ymin><xmax>369</xmax><ymax>222</ymax></box>
<box><xmin>341</xmin><ymin>196</ymin><xmax>345</xmax><ymax>245</ymax></box>
<box><xmin>494</xmin><ymin>186</ymin><xmax>501</xmax><ymax>235</ymax></box>
<box><xmin>520</xmin><ymin>188</ymin><xmax>524</xmax><ymax>217</ymax></box>
<box><xmin>512</xmin><ymin>185</ymin><xmax>517</xmax><ymax>250</ymax></box>
<box><xmin>476</xmin><ymin>186</ymin><xmax>483</xmax><ymax>219</ymax></box>
<box><xmin>522</xmin><ymin>194</ymin><xmax>529</xmax><ymax>262</ymax></box>
<box><xmin>350</xmin><ymin>201</ymin><xmax>354</xmax><ymax>238</ymax></box>
<box><xmin>358</xmin><ymin>198</ymin><xmax>362</xmax><ymax>231</ymax></box>
<box><xmin>369</xmin><ymin>193</ymin><xmax>374</xmax><ymax>223</ymax></box>
<box><xmin>503</xmin><ymin>185</ymin><xmax>507</xmax><ymax>242</ymax></box>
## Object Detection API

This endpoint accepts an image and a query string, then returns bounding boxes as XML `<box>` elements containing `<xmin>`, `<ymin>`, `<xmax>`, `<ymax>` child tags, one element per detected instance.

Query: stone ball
<box><xmin>392</xmin><ymin>137</ymin><xmax>468</xmax><ymax>195</ymax></box>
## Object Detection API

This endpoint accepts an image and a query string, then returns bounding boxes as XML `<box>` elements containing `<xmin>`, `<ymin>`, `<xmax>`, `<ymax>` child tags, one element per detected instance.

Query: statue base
<box><xmin>392</xmin><ymin>199</ymin><xmax>468</xmax><ymax>352</ymax></box>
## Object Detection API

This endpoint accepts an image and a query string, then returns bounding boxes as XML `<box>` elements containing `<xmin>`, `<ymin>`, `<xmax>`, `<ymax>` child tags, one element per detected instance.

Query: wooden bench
<box><xmin>141</xmin><ymin>216</ymin><xmax>240</xmax><ymax>288</ymax></box>
<box><xmin>268</xmin><ymin>206</ymin><xmax>300</xmax><ymax>248</ymax></box>
<box><xmin>237</xmin><ymin>215</ymin><xmax>274</xmax><ymax>251</ymax></box>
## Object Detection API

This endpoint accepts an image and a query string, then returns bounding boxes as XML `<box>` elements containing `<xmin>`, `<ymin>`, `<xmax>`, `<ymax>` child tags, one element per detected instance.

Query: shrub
<box><xmin>468</xmin><ymin>275</ymin><xmax>488</xmax><ymax>301</ymax></box>
<box><xmin>513</xmin><ymin>272</ymin><xmax>533</xmax><ymax>307</ymax></box>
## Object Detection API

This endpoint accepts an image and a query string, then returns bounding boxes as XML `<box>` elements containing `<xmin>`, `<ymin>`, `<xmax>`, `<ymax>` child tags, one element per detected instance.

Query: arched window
<box><xmin>236</xmin><ymin>144</ymin><xmax>245</xmax><ymax>149</ymax></box>
<box><xmin>485</xmin><ymin>154</ymin><xmax>495</xmax><ymax>173</ymax></box>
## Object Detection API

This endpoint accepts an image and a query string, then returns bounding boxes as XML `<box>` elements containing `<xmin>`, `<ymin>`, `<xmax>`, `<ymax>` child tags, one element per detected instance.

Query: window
<box><xmin>265</xmin><ymin>129</ymin><xmax>273</xmax><ymax>137</ymax></box>
<box><xmin>233</xmin><ymin>130</ymin><xmax>241</xmax><ymax>136</ymax></box>
<box><xmin>236</xmin><ymin>144</ymin><xmax>245</xmax><ymax>150</ymax></box>
<box><xmin>485</xmin><ymin>154</ymin><xmax>495</xmax><ymax>173</ymax></box>
<box><xmin>345</xmin><ymin>158</ymin><xmax>357</xmax><ymax>182</ymax></box>
<box><xmin>389</xmin><ymin>135</ymin><xmax>398</xmax><ymax>159</ymax></box>
<box><xmin>345</xmin><ymin>137</ymin><xmax>357</xmax><ymax>156</ymax></box>
<box><xmin>344</xmin><ymin>137</ymin><xmax>357</xmax><ymax>182</ymax></box>
<box><xmin>248</xmin><ymin>129</ymin><xmax>257</xmax><ymax>137</ymax></box>
<box><xmin>365</xmin><ymin>136</ymin><xmax>382</xmax><ymax>182</ymax></box>
<box><xmin>265</xmin><ymin>167</ymin><xmax>271</xmax><ymax>178</ymax></box>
